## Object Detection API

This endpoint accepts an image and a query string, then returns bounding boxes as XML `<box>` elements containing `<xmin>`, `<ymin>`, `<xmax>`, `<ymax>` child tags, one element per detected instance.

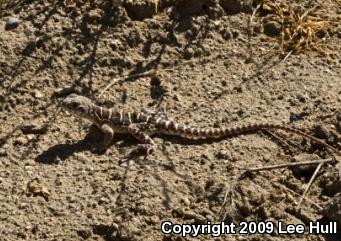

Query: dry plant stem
<box><xmin>218</xmin><ymin>176</ymin><xmax>239</xmax><ymax>222</ymax></box>
<box><xmin>246</xmin><ymin>157</ymin><xmax>334</xmax><ymax>172</ymax></box>
<box><xmin>248</xmin><ymin>1</ymin><xmax>263</xmax><ymax>61</ymax></box>
<box><xmin>218</xmin><ymin>188</ymin><xmax>230</xmax><ymax>221</ymax></box>
<box><xmin>261</xmin><ymin>130</ymin><xmax>293</xmax><ymax>150</ymax></box>
<box><xmin>279</xmin><ymin>49</ymin><xmax>293</xmax><ymax>64</ymax></box>
<box><xmin>277</xmin><ymin>183</ymin><xmax>322</xmax><ymax>210</ymax></box>
<box><xmin>97</xmin><ymin>69</ymin><xmax>157</xmax><ymax>99</ymax></box>
<box><xmin>297</xmin><ymin>162</ymin><xmax>323</xmax><ymax>209</ymax></box>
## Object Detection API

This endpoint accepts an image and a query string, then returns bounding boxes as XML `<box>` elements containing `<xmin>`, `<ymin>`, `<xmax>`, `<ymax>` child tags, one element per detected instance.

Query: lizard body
<box><xmin>61</xmin><ymin>94</ymin><xmax>340</xmax><ymax>156</ymax></box>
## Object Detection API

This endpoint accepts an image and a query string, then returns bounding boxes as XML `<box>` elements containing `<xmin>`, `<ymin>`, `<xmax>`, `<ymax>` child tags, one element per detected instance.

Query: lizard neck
<box><xmin>90</xmin><ymin>104</ymin><xmax>112</xmax><ymax>122</ymax></box>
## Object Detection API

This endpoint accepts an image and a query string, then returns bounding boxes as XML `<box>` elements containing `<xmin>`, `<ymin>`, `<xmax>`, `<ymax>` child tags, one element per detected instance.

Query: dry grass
<box><xmin>253</xmin><ymin>0</ymin><xmax>339</xmax><ymax>59</ymax></box>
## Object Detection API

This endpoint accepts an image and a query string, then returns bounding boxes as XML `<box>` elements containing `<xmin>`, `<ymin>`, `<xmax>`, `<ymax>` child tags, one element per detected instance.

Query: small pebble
<box><xmin>232</xmin><ymin>30</ymin><xmax>240</xmax><ymax>38</ymax></box>
<box><xmin>99</xmin><ymin>197</ymin><xmax>110</xmax><ymax>204</ymax></box>
<box><xmin>233</xmin><ymin>86</ymin><xmax>243</xmax><ymax>93</ymax></box>
<box><xmin>24</xmin><ymin>165</ymin><xmax>34</xmax><ymax>171</ymax></box>
<box><xmin>337</xmin><ymin>29</ymin><xmax>341</xmax><ymax>38</ymax></box>
<box><xmin>54</xmin><ymin>85</ymin><xmax>73</xmax><ymax>97</ymax></box>
<box><xmin>184</xmin><ymin>47</ymin><xmax>194</xmax><ymax>59</ymax></box>
<box><xmin>34</xmin><ymin>90</ymin><xmax>44</xmax><ymax>99</ymax></box>
<box><xmin>215</xmin><ymin>150</ymin><xmax>231</xmax><ymax>160</ymax></box>
<box><xmin>0</xmin><ymin>149</ymin><xmax>7</xmax><ymax>156</ymax></box>
<box><xmin>180</xmin><ymin>197</ymin><xmax>191</xmax><ymax>206</ymax></box>
<box><xmin>18</xmin><ymin>203</ymin><xmax>29</xmax><ymax>209</ymax></box>
<box><xmin>66</xmin><ymin>196</ymin><xmax>76</xmax><ymax>203</ymax></box>
<box><xmin>5</xmin><ymin>17</ymin><xmax>20</xmax><ymax>31</ymax></box>
<box><xmin>111</xmin><ymin>222</ymin><xmax>119</xmax><ymax>230</ymax></box>
<box><xmin>173</xmin><ymin>94</ymin><xmax>181</xmax><ymax>102</ymax></box>
<box><xmin>14</xmin><ymin>136</ymin><xmax>27</xmax><ymax>145</ymax></box>
<box><xmin>55</xmin><ymin>179</ymin><xmax>62</xmax><ymax>186</ymax></box>
<box><xmin>296</xmin><ymin>94</ymin><xmax>308</xmax><ymax>103</ymax></box>
<box><xmin>21</xmin><ymin>120</ymin><xmax>48</xmax><ymax>134</ymax></box>
<box><xmin>221</xmin><ymin>28</ymin><xmax>233</xmax><ymax>40</ymax></box>
<box><xmin>289</xmin><ymin>112</ymin><xmax>305</xmax><ymax>122</ymax></box>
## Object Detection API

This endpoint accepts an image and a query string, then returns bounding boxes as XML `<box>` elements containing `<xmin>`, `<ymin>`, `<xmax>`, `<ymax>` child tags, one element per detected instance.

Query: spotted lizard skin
<box><xmin>61</xmin><ymin>94</ymin><xmax>341</xmax><ymax>156</ymax></box>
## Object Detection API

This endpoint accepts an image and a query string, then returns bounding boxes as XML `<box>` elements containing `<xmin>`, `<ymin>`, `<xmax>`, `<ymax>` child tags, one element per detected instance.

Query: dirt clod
<box><xmin>263</xmin><ymin>20</ymin><xmax>281</xmax><ymax>37</ymax></box>
<box><xmin>323</xmin><ymin>193</ymin><xmax>341</xmax><ymax>224</ymax></box>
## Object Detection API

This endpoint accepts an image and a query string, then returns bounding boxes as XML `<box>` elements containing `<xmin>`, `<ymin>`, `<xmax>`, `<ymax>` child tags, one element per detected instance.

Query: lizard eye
<box><xmin>70</xmin><ymin>102</ymin><xmax>79</xmax><ymax>109</ymax></box>
<box><xmin>77</xmin><ymin>105</ymin><xmax>87</xmax><ymax>113</ymax></box>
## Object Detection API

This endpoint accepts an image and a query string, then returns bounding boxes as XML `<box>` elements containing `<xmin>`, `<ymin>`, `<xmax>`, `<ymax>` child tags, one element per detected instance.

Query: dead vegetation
<box><xmin>253</xmin><ymin>0</ymin><xmax>339</xmax><ymax>60</ymax></box>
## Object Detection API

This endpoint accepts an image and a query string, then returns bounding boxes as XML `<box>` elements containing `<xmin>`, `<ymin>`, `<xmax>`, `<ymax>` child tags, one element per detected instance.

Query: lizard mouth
<box><xmin>60</xmin><ymin>94</ymin><xmax>93</xmax><ymax>116</ymax></box>
<box><xmin>60</xmin><ymin>102</ymin><xmax>74</xmax><ymax>114</ymax></box>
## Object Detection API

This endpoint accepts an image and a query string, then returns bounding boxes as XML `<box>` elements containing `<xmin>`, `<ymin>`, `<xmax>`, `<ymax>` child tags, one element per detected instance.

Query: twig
<box><xmin>274</xmin><ymin>182</ymin><xmax>323</xmax><ymax>210</ymax></box>
<box><xmin>299</xmin><ymin>5</ymin><xmax>318</xmax><ymax>21</ymax></box>
<box><xmin>261</xmin><ymin>130</ymin><xmax>294</xmax><ymax>150</ymax></box>
<box><xmin>279</xmin><ymin>49</ymin><xmax>293</xmax><ymax>64</ymax></box>
<box><xmin>97</xmin><ymin>69</ymin><xmax>157</xmax><ymax>99</ymax></box>
<box><xmin>245</xmin><ymin>157</ymin><xmax>335</xmax><ymax>172</ymax></box>
<box><xmin>218</xmin><ymin>188</ymin><xmax>230</xmax><ymax>221</ymax></box>
<box><xmin>297</xmin><ymin>162</ymin><xmax>323</xmax><ymax>209</ymax></box>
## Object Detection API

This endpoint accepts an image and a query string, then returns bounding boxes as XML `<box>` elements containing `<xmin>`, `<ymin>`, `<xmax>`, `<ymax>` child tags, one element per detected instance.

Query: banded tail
<box><xmin>152</xmin><ymin>119</ymin><xmax>341</xmax><ymax>156</ymax></box>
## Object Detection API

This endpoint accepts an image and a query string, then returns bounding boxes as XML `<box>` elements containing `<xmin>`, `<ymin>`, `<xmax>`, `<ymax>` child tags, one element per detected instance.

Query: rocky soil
<box><xmin>0</xmin><ymin>0</ymin><xmax>340</xmax><ymax>240</ymax></box>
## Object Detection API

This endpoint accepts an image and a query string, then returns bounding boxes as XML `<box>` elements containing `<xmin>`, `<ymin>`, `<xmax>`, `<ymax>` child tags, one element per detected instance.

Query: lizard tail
<box><xmin>156</xmin><ymin>120</ymin><xmax>340</xmax><ymax>156</ymax></box>
<box><xmin>209</xmin><ymin>123</ymin><xmax>341</xmax><ymax>156</ymax></box>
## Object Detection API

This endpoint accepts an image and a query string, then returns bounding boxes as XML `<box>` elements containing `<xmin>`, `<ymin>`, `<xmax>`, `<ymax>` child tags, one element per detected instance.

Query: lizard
<box><xmin>61</xmin><ymin>93</ymin><xmax>341</xmax><ymax>156</ymax></box>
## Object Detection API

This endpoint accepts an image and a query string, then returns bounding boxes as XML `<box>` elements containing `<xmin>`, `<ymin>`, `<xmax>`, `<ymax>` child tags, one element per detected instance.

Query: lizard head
<box><xmin>62</xmin><ymin>94</ymin><xmax>93</xmax><ymax>118</ymax></box>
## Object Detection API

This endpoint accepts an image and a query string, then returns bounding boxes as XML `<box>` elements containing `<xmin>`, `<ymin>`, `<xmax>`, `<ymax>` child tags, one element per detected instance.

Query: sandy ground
<box><xmin>0</xmin><ymin>0</ymin><xmax>340</xmax><ymax>240</ymax></box>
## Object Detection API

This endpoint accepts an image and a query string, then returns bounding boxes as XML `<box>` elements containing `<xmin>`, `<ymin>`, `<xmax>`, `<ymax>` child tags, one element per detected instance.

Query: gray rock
<box><xmin>5</xmin><ymin>17</ymin><xmax>20</xmax><ymax>31</ymax></box>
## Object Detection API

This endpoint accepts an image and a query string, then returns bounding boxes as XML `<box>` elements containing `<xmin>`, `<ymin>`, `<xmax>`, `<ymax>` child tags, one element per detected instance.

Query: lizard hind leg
<box><xmin>128</xmin><ymin>123</ymin><xmax>156</xmax><ymax>155</ymax></box>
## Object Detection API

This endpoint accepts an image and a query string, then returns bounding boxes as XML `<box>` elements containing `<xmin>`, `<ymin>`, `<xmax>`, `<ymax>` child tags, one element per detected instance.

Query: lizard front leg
<box><xmin>96</xmin><ymin>123</ymin><xmax>114</xmax><ymax>152</ymax></box>
<box><xmin>127</xmin><ymin>123</ymin><xmax>156</xmax><ymax>155</ymax></box>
